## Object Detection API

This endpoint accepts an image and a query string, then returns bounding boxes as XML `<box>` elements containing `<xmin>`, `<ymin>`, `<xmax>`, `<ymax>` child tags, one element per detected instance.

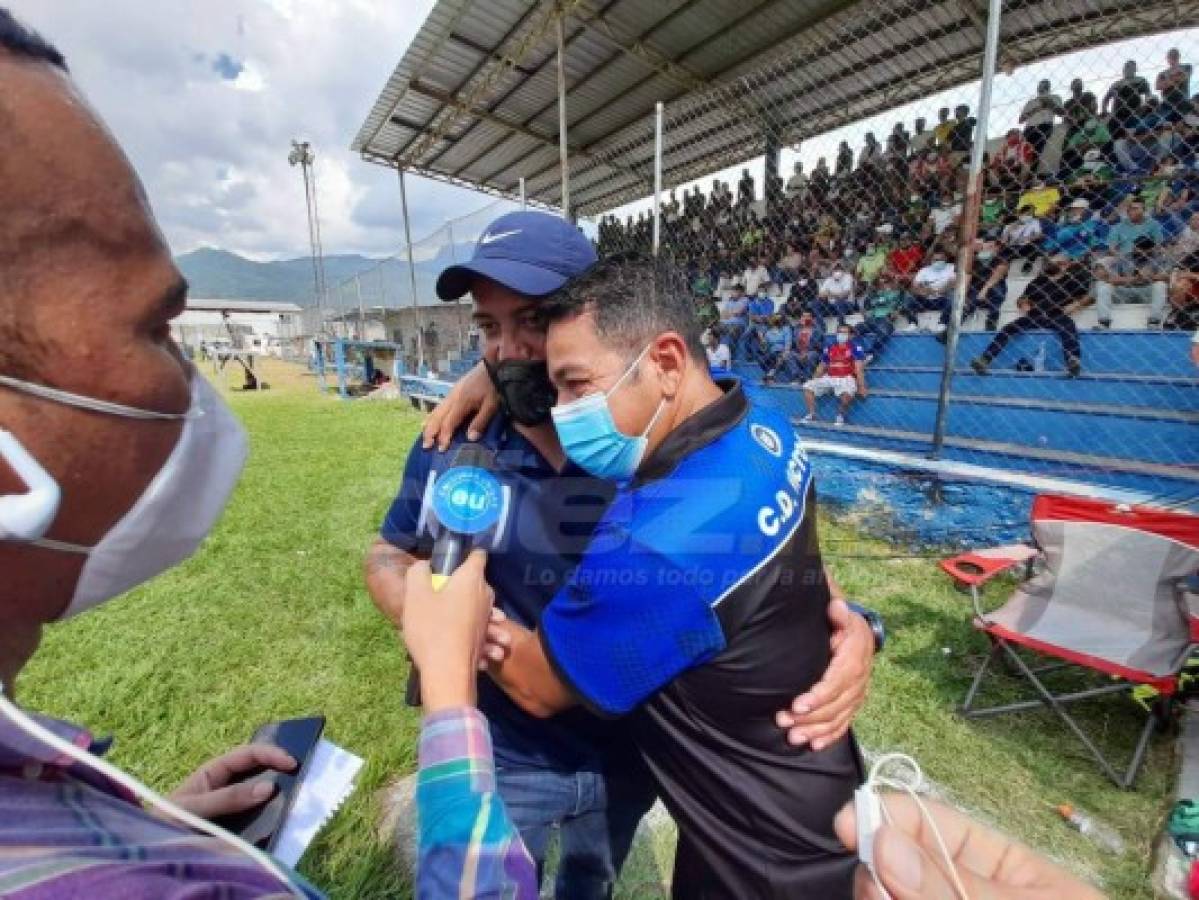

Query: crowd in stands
<box><xmin>595</xmin><ymin>52</ymin><xmax>1199</xmax><ymax>398</ymax></box>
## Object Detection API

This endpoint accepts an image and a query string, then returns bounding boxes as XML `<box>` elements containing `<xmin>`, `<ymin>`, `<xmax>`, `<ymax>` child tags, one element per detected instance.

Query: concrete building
<box><xmin>172</xmin><ymin>298</ymin><xmax>304</xmax><ymax>356</ymax></box>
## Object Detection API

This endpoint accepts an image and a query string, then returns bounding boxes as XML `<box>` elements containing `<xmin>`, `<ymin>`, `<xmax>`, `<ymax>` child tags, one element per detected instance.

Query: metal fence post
<box><xmin>398</xmin><ymin>167</ymin><xmax>426</xmax><ymax>373</ymax></box>
<box><xmin>931</xmin><ymin>0</ymin><xmax>1003</xmax><ymax>458</ymax></box>
<box><xmin>653</xmin><ymin>101</ymin><xmax>664</xmax><ymax>256</ymax></box>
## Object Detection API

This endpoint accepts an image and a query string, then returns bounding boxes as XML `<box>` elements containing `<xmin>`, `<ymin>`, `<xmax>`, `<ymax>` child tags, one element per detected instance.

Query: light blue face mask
<box><xmin>550</xmin><ymin>345</ymin><xmax>667</xmax><ymax>483</ymax></box>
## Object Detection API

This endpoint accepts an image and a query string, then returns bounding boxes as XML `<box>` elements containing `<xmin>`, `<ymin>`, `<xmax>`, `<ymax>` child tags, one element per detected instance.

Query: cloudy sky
<box><xmin>12</xmin><ymin>3</ymin><xmax>1197</xmax><ymax>263</ymax></box>
<box><xmin>12</xmin><ymin>0</ymin><xmax>493</xmax><ymax>261</ymax></box>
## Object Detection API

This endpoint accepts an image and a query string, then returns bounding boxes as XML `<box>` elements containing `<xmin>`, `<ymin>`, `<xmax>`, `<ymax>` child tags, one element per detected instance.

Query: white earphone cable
<box><xmin>865</xmin><ymin>752</ymin><xmax>971</xmax><ymax>900</ymax></box>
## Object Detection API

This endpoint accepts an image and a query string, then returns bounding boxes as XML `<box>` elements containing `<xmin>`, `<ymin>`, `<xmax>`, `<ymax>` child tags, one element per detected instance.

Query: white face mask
<box><xmin>0</xmin><ymin>373</ymin><xmax>247</xmax><ymax>619</ymax></box>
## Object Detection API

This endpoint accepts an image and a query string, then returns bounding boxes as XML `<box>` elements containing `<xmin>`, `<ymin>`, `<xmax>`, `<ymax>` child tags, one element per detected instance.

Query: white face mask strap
<box><xmin>608</xmin><ymin>342</ymin><xmax>655</xmax><ymax>397</ymax></box>
<box><xmin>0</xmin><ymin>683</ymin><xmax>304</xmax><ymax>898</ymax></box>
<box><xmin>31</xmin><ymin>536</ymin><xmax>91</xmax><ymax>554</ymax></box>
<box><xmin>857</xmin><ymin>753</ymin><xmax>971</xmax><ymax>900</ymax></box>
<box><xmin>0</xmin><ymin>375</ymin><xmax>191</xmax><ymax>421</ymax></box>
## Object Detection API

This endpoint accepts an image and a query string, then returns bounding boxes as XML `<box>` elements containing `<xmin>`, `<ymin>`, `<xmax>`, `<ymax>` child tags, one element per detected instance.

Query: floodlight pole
<box><xmin>556</xmin><ymin>7</ymin><xmax>571</xmax><ymax>220</ymax></box>
<box><xmin>931</xmin><ymin>0</ymin><xmax>1002</xmax><ymax>458</ymax></box>
<box><xmin>398</xmin><ymin>167</ymin><xmax>426</xmax><ymax>373</ymax></box>
<box><xmin>288</xmin><ymin>140</ymin><xmax>329</xmax><ymax>339</ymax></box>
<box><xmin>653</xmin><ymin>101</ymin><xmax>663</xmax><ymax>256</ymax></box>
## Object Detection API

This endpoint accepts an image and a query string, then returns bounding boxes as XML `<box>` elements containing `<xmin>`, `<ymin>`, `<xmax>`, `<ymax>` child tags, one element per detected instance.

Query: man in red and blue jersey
<box><xmin>801</xmin><ymin>322</ymin><xmax>867</xmax><ymax>426</ymax></box>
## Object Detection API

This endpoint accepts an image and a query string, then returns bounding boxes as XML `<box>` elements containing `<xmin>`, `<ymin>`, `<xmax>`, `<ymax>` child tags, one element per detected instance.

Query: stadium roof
<box><xmin>352</xmin><ymin>0</ymin><xmax>1199</xmax><ymax>217</ymax></box>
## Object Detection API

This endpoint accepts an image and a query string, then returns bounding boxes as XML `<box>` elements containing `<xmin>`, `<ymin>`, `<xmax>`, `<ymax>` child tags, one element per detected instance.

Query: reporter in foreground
<box><xmin>0</xmin><ymin>12</ymin><xmax>318</xmax><ymax>896</ymax></box>
<box><xmin>403</xmin><ymin>558</ymin><xmax>1108</xmax><ymax>900</ymax></box>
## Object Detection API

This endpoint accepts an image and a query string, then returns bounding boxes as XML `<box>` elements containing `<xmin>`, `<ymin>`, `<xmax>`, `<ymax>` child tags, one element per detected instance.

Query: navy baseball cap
<box><xmin>436</xmin><ymin>210</ymin><xmax>597</xmax><ymax>300</ymax></box>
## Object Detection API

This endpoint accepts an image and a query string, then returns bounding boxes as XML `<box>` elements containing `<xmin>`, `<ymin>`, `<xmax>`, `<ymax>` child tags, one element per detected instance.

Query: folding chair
<box><xmin>950</xmin><ymin>494</ymin><xmax>1199</xmax><ymax>788</ymax></box>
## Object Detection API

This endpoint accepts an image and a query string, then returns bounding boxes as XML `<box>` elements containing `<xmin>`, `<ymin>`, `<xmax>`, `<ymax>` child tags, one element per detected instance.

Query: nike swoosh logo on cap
<box><xmin>480</xmin><ymin>229</ymin><xmax>521</xmax><ymax>245</ymax></box>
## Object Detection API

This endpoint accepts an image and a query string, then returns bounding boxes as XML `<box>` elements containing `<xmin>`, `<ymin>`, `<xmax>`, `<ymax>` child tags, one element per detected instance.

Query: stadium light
<box><xmin>288</xmin><ymin>140</ymin><xmax>334</xmax><ymax>339</ymax></box>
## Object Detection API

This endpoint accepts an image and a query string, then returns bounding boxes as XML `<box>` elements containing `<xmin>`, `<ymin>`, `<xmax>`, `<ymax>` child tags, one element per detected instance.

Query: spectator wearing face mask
<box><xmin>801</xmin><ymin>324</ymin><xmax>867</xmax><ymax>426</ymax></box>
<box><xmin>766</xmin><ymin>311</ymin><xmax>825</xmax><ymax>384</ymax></box>
<box><xmin>718</xmin><ymin>285</ymin><xmax>750</xmax><ymax>352</ymax></box>
<box><xmin>744</xmin><ymin>282</ymin><xmax>778</xmax><ymax>363</ymax></box>
<box><xmin>757</xmin><ymin>314</ymin><xmax>794</xmax><ymax>380</ymax></box>
<box><xmin>962</xmin><ymin>235</ymin><xmax>1012</xmax><ymax>330</ymax></box>
<box><xmin>907</xmin><ymin>249</ymin><xmax>956</xmax><ymax>332</ymax></box>
<box><xmin>704</xmin><ymin>328</ymin><xmax>732</xmax><ymax>371</ymax></box>
<box><xmin>1045</xmin><ymin>198</ymin><xmax>1108</xmax><ymax>262</ymax></box>
<box><xmin>858</xmin><ymin>271</ymin><xmax>907</xmax><ymax>357</ymax></box>
<box><xmin>1002</xmin><ymin>205</ymin><xmax>1045</xmax><ymax>273</ymax></box>
<box><xmin>972</xmin><ymin>254</ymin><xmax>1091</xmax><ymax>377</ymax></box>
<box><xmin>813</xmin><ymin>262</ymin><xmax>857</xmax><ymax>327</ymax></box>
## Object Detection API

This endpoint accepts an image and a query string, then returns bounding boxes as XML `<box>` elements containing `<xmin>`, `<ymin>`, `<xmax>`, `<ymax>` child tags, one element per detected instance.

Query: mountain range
<box><xmin>174</xmin><ymin>244</ymin><xmax>475</xmax><ymax>307</ymax></box>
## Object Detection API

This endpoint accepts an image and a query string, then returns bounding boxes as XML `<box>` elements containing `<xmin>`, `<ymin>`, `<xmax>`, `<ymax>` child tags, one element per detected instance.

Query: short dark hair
<box><xmin>540</xmin><ymin>256</ymin><xmax>706</xmax><ymax>366</ymax></box>
<box><xmin>0</xmin><ymin>9</ymin><xmax>67</xmax><ymax>70</ymax></box>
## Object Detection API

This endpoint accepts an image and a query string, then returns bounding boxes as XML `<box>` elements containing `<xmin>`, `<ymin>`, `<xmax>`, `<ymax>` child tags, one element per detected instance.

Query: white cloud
<box><xmin>10</xmin><ymin>0</ymin><xmax>493</xmax><ymax>260</ymax></box>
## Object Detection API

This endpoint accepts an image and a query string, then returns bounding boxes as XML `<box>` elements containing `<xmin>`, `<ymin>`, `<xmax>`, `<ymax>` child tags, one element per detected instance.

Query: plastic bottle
<box><xmin>1032</xmin><ymin>340</ymin><xmax>1047</xmax><ymax>373</ymax></box>
<box><xmin>1057</xmin><ymin>804</ymin><xmax>1125</xmax><ymax>854</ymax></box>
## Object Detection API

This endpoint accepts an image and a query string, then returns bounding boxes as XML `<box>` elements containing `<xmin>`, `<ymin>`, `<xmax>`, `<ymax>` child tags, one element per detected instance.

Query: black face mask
<box><xmin>486</xmin><ymin>359</ymin><xmax>557</xmax><ymax>427</ymax></box>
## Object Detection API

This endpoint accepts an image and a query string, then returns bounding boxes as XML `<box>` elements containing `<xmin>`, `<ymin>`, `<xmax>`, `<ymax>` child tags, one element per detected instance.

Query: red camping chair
<box><xmin>948</xmin><ymin>495</ymin><xmax>1199</xmax><ymax>788</ymax></box>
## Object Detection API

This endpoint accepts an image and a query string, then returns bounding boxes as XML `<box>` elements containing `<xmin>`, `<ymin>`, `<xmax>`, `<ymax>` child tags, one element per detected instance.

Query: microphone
<box><xmin>428</xmin><ymin>442</ymin><xmax>503</xmax><ymax>589</ymax></box>
<box><xmin>407</xmin><ymin>442</ymin><xmax>504</xmax><ymax>706</ymax></box>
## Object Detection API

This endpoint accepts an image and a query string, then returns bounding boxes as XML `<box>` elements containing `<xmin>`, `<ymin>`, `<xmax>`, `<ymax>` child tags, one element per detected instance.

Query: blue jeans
<box><xmin>497</xmin><ymin>764</ymin><xmax>656</xmax><ymax>899</ymax></box>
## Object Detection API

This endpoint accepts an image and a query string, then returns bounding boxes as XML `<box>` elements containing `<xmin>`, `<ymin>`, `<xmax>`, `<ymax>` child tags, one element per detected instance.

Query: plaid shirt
<box><xmin>417</xmin><ymin>708</ymin><xmax>537</xmax><ymax>899</ymax></box>
<box><xmin>0</xmin><ymin>711</ymin><xmax>320</xmax><ymax>899</ymax></box>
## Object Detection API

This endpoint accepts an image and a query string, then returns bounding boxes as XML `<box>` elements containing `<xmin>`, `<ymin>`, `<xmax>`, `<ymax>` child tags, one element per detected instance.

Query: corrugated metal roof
<box><xmin>352</xmin><ymin>0</ymin><xmax>1199</xmax><ymax>216</ymax></box>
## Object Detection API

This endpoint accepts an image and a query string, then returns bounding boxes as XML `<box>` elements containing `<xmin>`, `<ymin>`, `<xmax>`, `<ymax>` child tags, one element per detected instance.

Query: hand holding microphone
<box><xmin>404</xmin><ymin>443</ymin><xmax>508</xmax><ymax>706</ymax></box>
<box><xmin>402</xmin><ymin>551</ymin><xmax>496</xmax><ymax>713</ymax></box>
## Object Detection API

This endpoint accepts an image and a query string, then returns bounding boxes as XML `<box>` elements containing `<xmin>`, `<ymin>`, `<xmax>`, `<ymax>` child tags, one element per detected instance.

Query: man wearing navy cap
<box><xmin>365</xmin><ymin>211</ymin><xmax>877</xmax><ymax>897</ymax></box>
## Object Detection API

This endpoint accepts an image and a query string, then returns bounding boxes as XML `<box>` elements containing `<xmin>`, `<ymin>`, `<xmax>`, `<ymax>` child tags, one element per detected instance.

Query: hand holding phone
<box><xmin>210</xmin><ymin>715</ymin><xmax>325</xmax><ymax>850</ymax></box>
<box><xmin>170</xmin><ymin>743</ymin><xmax>299</xmax><ymax>822</ymax></box>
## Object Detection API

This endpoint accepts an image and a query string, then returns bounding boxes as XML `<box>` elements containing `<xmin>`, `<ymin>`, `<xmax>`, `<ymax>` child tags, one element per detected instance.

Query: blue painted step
<box><xmin>879</xmin><ymin>330</ymin><xmax>1195</xmax><ymax>377</ymax></box>
<box><xmin>866</xmin><ymin>367</ymin><xmax>1199</xmax><ymax>411</ymax></box>
<box><xmin>759</xmin><ymin>389</ymin><xmax>1199</xmax><ymax>466</ymax></box>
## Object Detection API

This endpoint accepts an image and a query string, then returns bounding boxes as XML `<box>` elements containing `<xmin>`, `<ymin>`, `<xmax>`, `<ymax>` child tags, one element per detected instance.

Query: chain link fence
<box><xmin>295</xmin><ymin>196</ymin><xmax>531</xmax><ymax>388</ymax></box>
<box><xmin>584</xmin><ymin>6</ymin><xmax>1199</xmax><ymax>509</ymax></box>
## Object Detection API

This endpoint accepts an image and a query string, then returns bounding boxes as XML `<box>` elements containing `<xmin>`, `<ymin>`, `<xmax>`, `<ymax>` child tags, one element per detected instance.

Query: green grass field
<box><xmin>17</xmin><ymin>360</ymin><xmax>1172</xmax><ymax>898</ymax></box>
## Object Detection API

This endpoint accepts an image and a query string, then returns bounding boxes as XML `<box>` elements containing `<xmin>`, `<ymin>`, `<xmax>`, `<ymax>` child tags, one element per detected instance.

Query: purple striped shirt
<box><xmin>0</xmin><ymin>711</ymin><xmax>319</xmax><ymax>899</ymax></box>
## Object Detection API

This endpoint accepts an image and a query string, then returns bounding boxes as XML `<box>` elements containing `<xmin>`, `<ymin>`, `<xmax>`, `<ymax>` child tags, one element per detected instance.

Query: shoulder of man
<box><xmin>625</xmin><ymin>401</ymin><xmax>815</xmax><ymax>567</ymax></box>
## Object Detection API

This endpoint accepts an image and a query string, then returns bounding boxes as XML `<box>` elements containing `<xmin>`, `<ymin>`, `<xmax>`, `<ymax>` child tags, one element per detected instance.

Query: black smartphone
<box><xmin>213</xmin><ymin>715</ymin><xmax>325</xmax><ymax>850</ymax></box>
